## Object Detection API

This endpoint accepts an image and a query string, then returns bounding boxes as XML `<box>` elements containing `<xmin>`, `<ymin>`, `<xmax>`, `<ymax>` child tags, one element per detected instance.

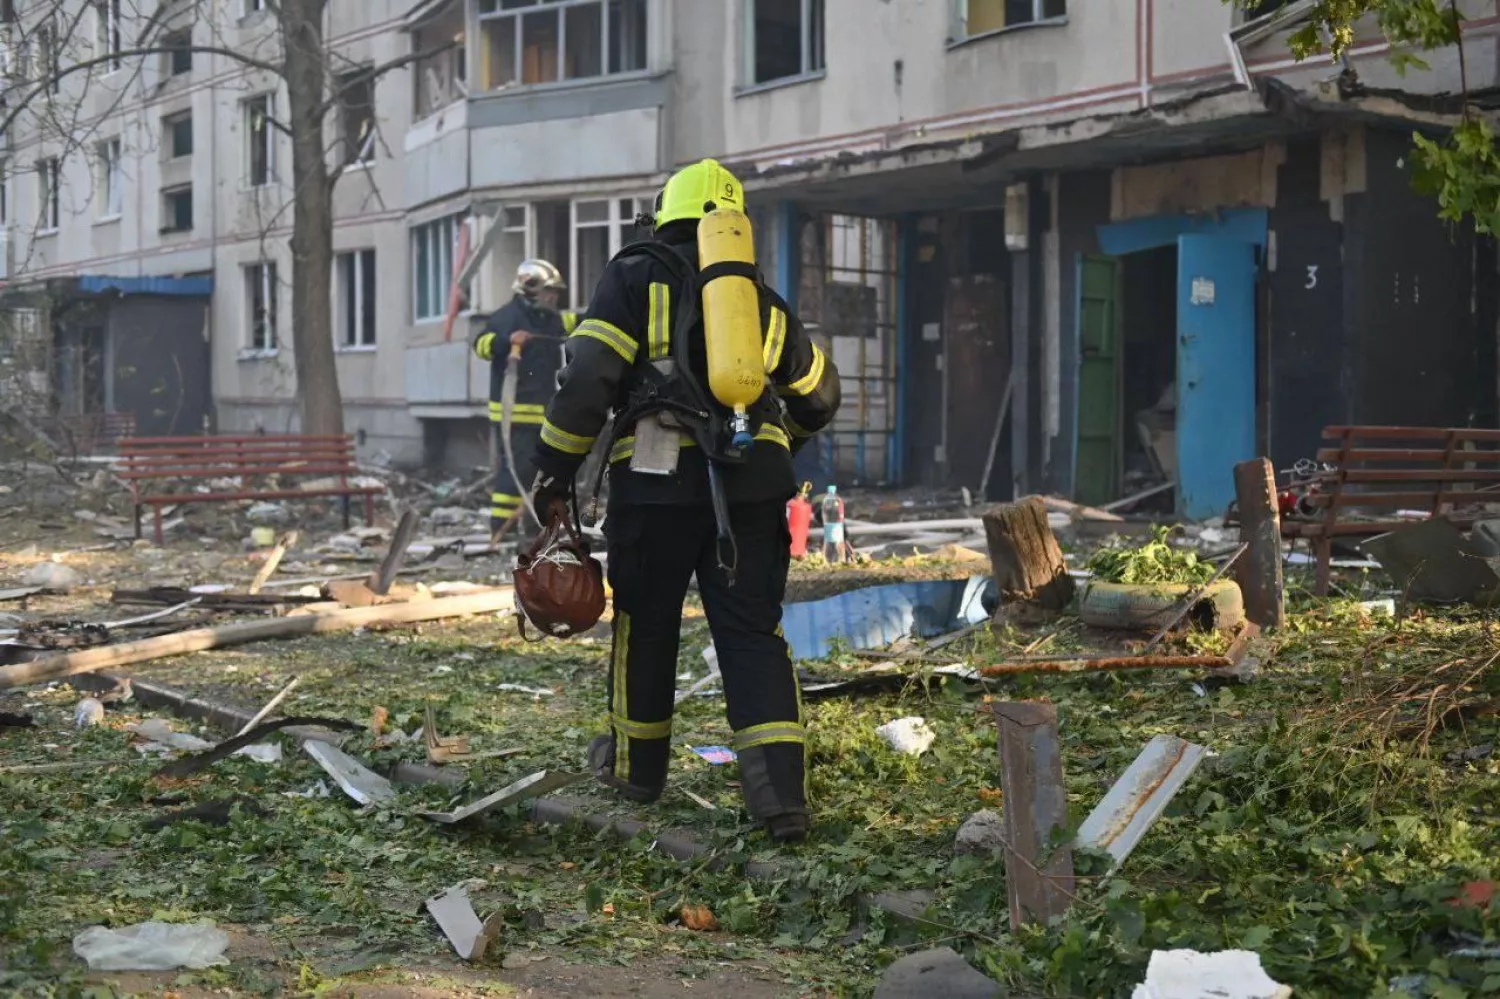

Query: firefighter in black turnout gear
<box><xmin>472</xmin><ymin>259</ymin><xmax>579</xmax><ymax>538</ymax></box>
<box><xmin>530</xmin><ymin>159</ymin><xmax>841</xmax><ymax>843</ymax></box>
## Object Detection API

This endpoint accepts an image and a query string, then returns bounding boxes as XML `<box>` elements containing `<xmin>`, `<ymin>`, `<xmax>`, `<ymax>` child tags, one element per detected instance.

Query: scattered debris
<box><xmin>1130</xmin><ymin>949</ymin><xmax>1292</xmax><ymax>999</ymax></box>
<box><xmin>424</xmin><ymin>882</ymin><xmax>503</xmax><ymax>962</ymax></box>
<box><xmin>143</xmin><ymin>795</ymin><xmax>269</xmax><ymax>830</ymax></box>
<box><xmin>425</xmin><ymin>702</ymin><xmax>473</xmax><ymax>764</ymax></box>
<box><xmin>1361</xmin><ymin>518</ymin><xmax>1500</xmax><ymax>604</ymax></box>
<box><xmin>246</xmin><ymin>502</ymin><xmax>289</xmax><ymax>524</ymax></box>
<box><xmin>74</xmin><ymin>697</ymin><xmax>105</xmax><ymax>728</ymax></box>
<box><xmin>1360</xmin><ymin>598</ymin><xmax>1396</xmax><ymax>618</ymax></box>
<box><xmin>979</xmin><ymin>654</ymin><xmax>1233</xmax><ymax>677</ymax></box>
<box><xmin>873</xmin><ymin>947</ymin><xmax>1002</xmax><ymax>999</ymax></box>
<box><xmin>876</xmin><ymin>717</ymin><xmax>936</xmax><ymax>756</ymax></box>
<box><xmin>369</xmin><ymin>508</ymin><xmax>421</xmax><ymax>596</ymax></box>
<box><xmin>954</xmin><ymin>809</ymin><xmax>1005</xmax><ymax>856</ymax></box>
<box><xmin>497</xmin><ymin>683</ymin><xmax>555</xmax><ymax>697</ymax></box>
<box><xmin>679</xmin><ymin>905</ymin><xmax>718</xmax><ymax>931</ymax></box>
<box><xmin>128</xmin><ymin>718</ymin><xmax>213</xmax><ymax>754</ymax></box>
<box><xmin>0</xmin><ymin>587</ymin><xmax>44</xmax><ymax>603</ymax></box>
<box><xmin>247</xmin><ymin>531</ymin><xmax>298</xmax><ymax>595</ymax></box>
<box><xmin>153</xmin><ymin>715</ymin><xmax>356</xmax><ymax>778</ymax></box>
<box><xmin>781</xmin><ymin>577</ymin><xmax>991</xmax><ymax>660</ymax></box>
<box><xmin>234</xmin><ymin>676</ymin><xmax>302</xmax><ymax>737</ymax></box>
<box><xmin>303</xmin><ymin>741</ymin><xmax>396</xmax><ymax>806</ymax></box>
<box><xmin>419</xmin><ymin>770</ymin><xmax>584</xmax><ymax>825</ymax></box>
<box><xmin>0</xmin><ymin>710</ymin><xmax>35</xmax><ymax>728</ymax></box>
<box><xmin>1076</xmin><ymin>734</ymin><xmax>1209</xmax><ymax>869</ymax></box>
<box><xmin>20</xmin><ymin>561</ymin><xmax>83</xmax><ymax>593</ymax></box>
<box><xmin>72</xmin><ymin>921</ymin><xmax>230</xmax><ymax>972</ymax></box>
<box><xmin>687</xmin><ymin>745</ymin><xmax>737</xmax><ymax>765</ymax></box>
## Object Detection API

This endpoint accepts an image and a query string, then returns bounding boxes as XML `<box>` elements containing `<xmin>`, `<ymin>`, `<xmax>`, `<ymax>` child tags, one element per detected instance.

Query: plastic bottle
<box><xmin>821</xmin><ymin>485</ymin><xmax>846</xmax><ymax>563</ymax></box>
<box><xmin>786</xmin><ymin>481</ymin><xmax>813</xmax><ymax>558</ymax></box>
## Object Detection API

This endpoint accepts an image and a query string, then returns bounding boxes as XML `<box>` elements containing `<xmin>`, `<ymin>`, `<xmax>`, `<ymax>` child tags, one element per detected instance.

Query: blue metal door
<box><xmin>1176</xmin><ymin>235</ymin><xmax>1257</xmax><ymax>519</ymax></box>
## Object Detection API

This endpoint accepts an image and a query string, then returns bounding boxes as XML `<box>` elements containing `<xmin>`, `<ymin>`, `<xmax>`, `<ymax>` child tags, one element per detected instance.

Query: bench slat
<box><xmin>1322</xmin><ymin>426</ymin><xmax>1500</xmax><ymax>442</ymax></box>
<box><xmin>120</xmin><ymin>450</ymin><xmax>355</xmax><ymax>469</ymax></box>
<box><xmin>1316</xmin><ymin>447</ymin><xmax>1500</xmax><ymax>464</ymax></box>
<box><xmin>120</xmin><ymin>462</ymin><xmax>361</xmax><ymax>481</ymax></box>
<box><xmin>1307</xmin><ymin>490</ymin><xmax>1500</xmax><ymax>509</ymax></box>
<box><xmin>120</xmin><ymin>434</ymin><xmax>353</xmax><ymax>446</ymax></box>
<box><xmin>138</xmin><ymin>486</ymin><xmax>382</xmax><ymax>505</ymax></box>
<box><xmin>1335</xmin><ymin>468</ymin><xmax>1500</xmax><ymax>484</ymax></box>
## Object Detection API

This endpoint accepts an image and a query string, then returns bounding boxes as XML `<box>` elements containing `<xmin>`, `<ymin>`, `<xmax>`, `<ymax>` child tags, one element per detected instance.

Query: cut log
<box><xmin>0</xmin><ymin>588</ymin><xmax>514</xmax><ymax>690</ymax></box>
<box><xmin>983</xmin><ymin>496</ymin><xmax>1076</xmax><ymax>612</ymax></box>
<box><xmin>1234</xmin><ymin>458</ymin><xmax>1286</xmax><ymax>629</ymax></box>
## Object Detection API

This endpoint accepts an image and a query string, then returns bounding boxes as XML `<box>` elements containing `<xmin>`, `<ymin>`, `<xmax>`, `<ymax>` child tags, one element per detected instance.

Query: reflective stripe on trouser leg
<box><xmin>608</xmin><ymin>611</ymin><xmax>673</xmax><ymax>783</ymax></box>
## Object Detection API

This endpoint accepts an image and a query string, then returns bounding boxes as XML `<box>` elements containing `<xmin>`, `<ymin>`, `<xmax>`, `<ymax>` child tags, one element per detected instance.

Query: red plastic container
<box><xmin>787</xmin><ymin>483</ymin><xmax>813</xmax><ymax>558</ymax></box>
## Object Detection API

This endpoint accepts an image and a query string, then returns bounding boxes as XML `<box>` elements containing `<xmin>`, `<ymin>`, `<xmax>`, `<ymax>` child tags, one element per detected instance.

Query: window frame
<box><xmin>243</xmin><ymin>93</ymin><xmax>273</xmax><ymax>188</ymax></box>
<box><xmin>95</xmin><ymin>0</ymin><xmax>122</xmax><ymax>74</ymax></box>
<box><xmin>161</xmin><ymin>183</ymin><xmax>193</xmax><ymax>234</ymax></box>
<box><xmin>37</xmin><ymin>157</ymin><xmax>60</xmax><ymax>233</ymax></box>
<box><xmin>0</xmin><ymin>158</ymin><xmax>8</xmax><ymax>227</ymax></box>
<box><xmin>564</xmin><ymin>195</ymin><xmax>651</xmax><ymax>310</ymax></box>
<box><xmin>336</xmin><ymin>248</ymin><xmax>378</xmax><ymax>350</ymax></box>
<box><xmin>741</xmin><ymin>0</ymin><xmax>827</xmax><ymax>92</ymax></box>
<box><xmin>950</xmin><ymin>0</ymin><xmax>1067</xmax><ymax>45</ymax></box>
<box><xmin>165</xmin><ymin>111</ymin><xmax>193</xmax><ymax>159</ymax></box>
<box><xmin>95</xmin><ymin>137</ymin><xmax>122</xmax><ymax>221</ymax></box>
<box><xmin>477</xmin><ymin>0</ymin><xmax>648</xmax><ymax>92</ymax></box>
<box><xmin>163</xmin><ymin>27</ymin><xmax>192</xmax><ymax>77</ymax></box>
<box><xmin>243</xmin><ymin>260</ymin><xmax>279</xmax><ymax>355</ymax></box>
<box><xmin>411</xmin><ymin>213</ymin><xmax>471</xmax><ymax>324</ymax></box>
<box><xmin>337</xmin><ymin>70</ymin><xmax>376</xmax><ymax>169</ymax></box>
<box><xmin>242</xmin><ymin>0</ymin><xmax>267</xmax><ymax>17</ymax></box>
<box><xmin>34</xmin><ymin>19</ymin><xmax>59</xmax><ymax>96</ymax></box>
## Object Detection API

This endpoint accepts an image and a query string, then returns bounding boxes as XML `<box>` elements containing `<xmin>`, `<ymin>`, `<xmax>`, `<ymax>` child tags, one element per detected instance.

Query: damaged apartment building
<box><xmin>1</xmin><ymin>1</ymin><xmax>1496</xmax><ymax>518</ymax></box>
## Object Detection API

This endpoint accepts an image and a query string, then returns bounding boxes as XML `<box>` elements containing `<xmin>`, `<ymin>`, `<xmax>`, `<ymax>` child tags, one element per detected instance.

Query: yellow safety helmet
<box><xmin>654</xmin><ymin>158</ymin><xmax>745</xmax><ymax>227</ymax></box>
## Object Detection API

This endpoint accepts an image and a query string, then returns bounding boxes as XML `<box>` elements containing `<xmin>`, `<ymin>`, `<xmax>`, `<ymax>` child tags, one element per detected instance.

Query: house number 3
<box><xmin>1305</xmin><ymin>265</ymin><xmax>1319</xmax><ymax>290</ymax></box>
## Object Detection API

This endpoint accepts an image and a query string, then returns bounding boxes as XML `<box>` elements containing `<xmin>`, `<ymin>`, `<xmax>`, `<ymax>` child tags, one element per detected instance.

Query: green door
<box><xmin>1076</xmin><ymin>255</ymin><xmax>1122</xmax><ymax>505</ymax></box>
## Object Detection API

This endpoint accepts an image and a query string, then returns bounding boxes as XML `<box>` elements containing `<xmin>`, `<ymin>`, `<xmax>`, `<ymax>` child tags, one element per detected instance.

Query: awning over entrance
<box><xmin>77</xmin><ymin>275</ymin><xmax>213</xmax><ymax>297</ymax></box>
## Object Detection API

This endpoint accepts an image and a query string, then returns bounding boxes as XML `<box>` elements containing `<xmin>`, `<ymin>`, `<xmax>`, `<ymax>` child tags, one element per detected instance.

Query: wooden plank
<box><xmin>1321</xmin><ymin>426</ymin><xmax>1500</xmax><ymax>442</ymax></box>
<box><xmin>1308</xmin><ymin>490</ymin><xmax>1500</xmax><ymax>509</ymax></box>
<box><xmin>120</xmin><ymin>434</ymin><xmax>353</xmax><ymax>446</ymax></box>
<box><xmin>120</xmin><ymin>447</ymin><xmax>355</xmax><ymax>464</ymax></box>
<box><xmin>1338</xmin><ymin>469</ymin><xmax>1500</xmax><ymax>483</ymax></box>
<box><xmin>1234</xmin><ymin>458</ymin><xmax>1285</xmax><ymax>629</ymax></box>
<box><xmin>136</xmin><ymin>486</ymin><xmax>381</xmax><ymax>505</ymax></box>
<box><xmin>121</xmin><ymin>463</ymin><xmax>361</xmax><ymax>481</ymax></box>
<box><xmin>1317</xmin><ymin>448</ymin><xmax>1500</xmax><ymax>463</ymax></box>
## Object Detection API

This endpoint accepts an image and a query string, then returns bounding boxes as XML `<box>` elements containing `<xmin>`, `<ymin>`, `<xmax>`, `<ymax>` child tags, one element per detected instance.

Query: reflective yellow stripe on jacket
<box><xmin>489</xmin><ymin>401</ymin><xmax>546</xmax><ymax>425</ymax></box>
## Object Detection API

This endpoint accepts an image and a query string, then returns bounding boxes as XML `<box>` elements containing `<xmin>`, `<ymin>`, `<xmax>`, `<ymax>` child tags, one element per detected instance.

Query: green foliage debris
<box><xmin>1085</xmin><ymin>526</ymin><xmax>1217</xmax><ymax>585</ymax></box>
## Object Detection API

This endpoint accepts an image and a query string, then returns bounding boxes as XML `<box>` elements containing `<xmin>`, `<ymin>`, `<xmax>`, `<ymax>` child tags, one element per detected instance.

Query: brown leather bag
<box><xmin>513</xmin><ymin>501</ymin><xmax>606</xmax><ymax>640</ymax></box>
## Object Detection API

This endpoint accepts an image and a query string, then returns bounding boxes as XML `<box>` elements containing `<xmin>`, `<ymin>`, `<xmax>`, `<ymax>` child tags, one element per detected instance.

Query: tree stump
<box><xmin>983</xmin><ymin>496</ymin><xmax>1075</xmax><ymax>624</ymax></box>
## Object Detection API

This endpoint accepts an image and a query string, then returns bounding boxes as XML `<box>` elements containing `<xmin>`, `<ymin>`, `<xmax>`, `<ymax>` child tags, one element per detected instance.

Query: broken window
<box><xmin>747</xmin><ymin>0</ymin><xmax>824</xmax><ymax>86</ymax></box>
<box><xmin>413</xmin><ymin>1</ymin><xmax>466</xmax><ymax>118</ymax></box>
<box><xmin>95</xmin><ymin>0</ymin><xmax>122</xmax><ymax>73</ymax></box>
<box><xmin>412</xmin><ymin>213</ymin><xmax>467</xmax><ymax>322</ymax></box>
<box><xmin>244</xmin><ymin>94</ymin><xmax>272</xmax><ymax>186</ymax></box>
<box><xmin>35</xmin><ymin>20</ymin><xmax>58</xmax><ymax>95</ymax></box>
<box><xmin>38</xmin><ymin>157</ymin><xmax>59</xmax><ymax>231</ymax></box>
<box><xmin>163</xmin><ymin>28</ymin><xmax>192</xmax><ymax>77</ymax></box>
<box><xmin>245</xmin><ymin>261</ymin><xmax>278</xmax><ymax>351</ymax></box>
<box><xmin>480</xmin><ymin>0</ymin><xmax>647</xmax><ymax>90</ymax></box>
<box><xmin>165</xmin><ymin>111</ymin><xmax>192</xmax><ymax>159</ymax></box>
<box><xmin>161</xmin><ymin>184</ymin><xmax>192</xmax><ymax>233</ymax></box>
<box><xmin>95</xmin><ymin>138</ymin><xmax>121</xmax><ymax>219</ymax></box>
<box><xmin>957</xmin><ymin>0</ymin><xmax>1065</xmax><ymax>37</ymax></box>
<box><xmin>338</xmin><ymin>249</ymin><xmax>377</xmax><ymax>348</ymax></box>
<box><xmin>338</xmin><ymin>71</ymin><xmax>375</xmax><ymax>166</ymax></box>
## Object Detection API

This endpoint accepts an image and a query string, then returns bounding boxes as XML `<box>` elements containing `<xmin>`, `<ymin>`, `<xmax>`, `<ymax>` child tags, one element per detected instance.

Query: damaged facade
<box><xmin>1</xmin><ymin>0</ymin><xmax>1496</xmax><ymax>516</ymax></box>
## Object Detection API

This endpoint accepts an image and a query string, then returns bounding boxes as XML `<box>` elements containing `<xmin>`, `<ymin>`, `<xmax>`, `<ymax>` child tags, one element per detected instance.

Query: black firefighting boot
<box><xmin>587</xmin><ymin>733</ymin><xmax>663</xmax><ymax>804</ymax></box>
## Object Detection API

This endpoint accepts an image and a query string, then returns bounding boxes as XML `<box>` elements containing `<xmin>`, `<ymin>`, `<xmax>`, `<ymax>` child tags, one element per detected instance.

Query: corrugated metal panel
<box><xmin>78</xmin><ymin>275</ymin><xmax>213</xmax><ymax>297</ymax></box>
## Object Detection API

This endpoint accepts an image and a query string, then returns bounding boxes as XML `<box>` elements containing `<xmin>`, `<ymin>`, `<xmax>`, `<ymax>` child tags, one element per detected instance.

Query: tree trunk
<box><xmin>280</xmin><ymin>0</ymin><xmax>343</xmax><ymax>436</ymax></box>
<box><xmin>983</xmin><ymin>495</ymin><xmax>1076</xmax><ymax>614</ymax></box>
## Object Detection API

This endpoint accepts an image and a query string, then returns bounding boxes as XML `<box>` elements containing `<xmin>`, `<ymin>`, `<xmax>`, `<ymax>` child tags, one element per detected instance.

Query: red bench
<box><xmin>1282</xmin><ymin>426</ymin><xmax>1500</xmax><ymax>594</ymax></box>
<box><xmin>117</xmin><ymin>434</ymin><xmax>382</xmax><ymax>543</ymax></box>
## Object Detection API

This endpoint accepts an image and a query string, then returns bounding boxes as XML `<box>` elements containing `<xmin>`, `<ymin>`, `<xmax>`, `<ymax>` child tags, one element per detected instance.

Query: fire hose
<box><xmin>494</xmin><ymin>330</ymin><xmax>569</xmax><ymax>544</ymax></box>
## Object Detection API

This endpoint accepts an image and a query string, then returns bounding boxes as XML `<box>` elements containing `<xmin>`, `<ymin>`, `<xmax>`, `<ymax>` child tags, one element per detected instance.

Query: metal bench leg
<box><xmin>341</xmin><ymin>494</ymin><xmax>352</xmax><ymax>530</ymax></box>
<box><xmin>363</xmin><ymin>493</ymin><xmax>375</xmax><ymax>527</ymax></box>
<box><xmin>133</xmin><ymin>503</ymin><xmax>142</xmax><ymax>540</ymax></box>
<box><xmin>1313</xmin><ymin>537</ymin><xmax>1333</xmax><ymax>597</ymax></box>
<box><xmin>152</xmin><ymin>505</ymin><xmax>165</xmax><ymax>546</ymax></box>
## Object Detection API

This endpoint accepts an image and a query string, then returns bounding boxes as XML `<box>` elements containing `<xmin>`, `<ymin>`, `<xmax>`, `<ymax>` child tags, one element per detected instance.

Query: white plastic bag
<box><xmin>73</xmin><ymin>921</ymin><xmax>230</xmax><ymax>971</ymax></box>
<box><xmin>1131</xmin><ymin>949</ymin><xmax>1292</xmax><ymax>999</ymax></box>
<box><xmin>877</xmin><ymin>717</ymin><xmax>936</xmax><ymax>756</ymax></box>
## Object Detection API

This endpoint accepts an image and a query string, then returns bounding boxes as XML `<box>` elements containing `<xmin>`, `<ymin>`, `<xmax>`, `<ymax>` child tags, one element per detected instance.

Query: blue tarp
<box><xmin>781</xmin><ymin>577</ymin><xmax>992</xmax><ymax>661</ymax></box>
<box><xmin>78</xmin><ymin>274</ymin><xmax>213</xmax><ymax>297</ymax></box>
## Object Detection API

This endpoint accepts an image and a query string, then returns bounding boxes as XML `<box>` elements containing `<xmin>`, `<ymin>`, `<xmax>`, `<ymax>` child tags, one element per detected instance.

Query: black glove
<box><xmin>529</xmin><ymin>470</ymin><xmax>572</xmax><ymax>523</ymax></box>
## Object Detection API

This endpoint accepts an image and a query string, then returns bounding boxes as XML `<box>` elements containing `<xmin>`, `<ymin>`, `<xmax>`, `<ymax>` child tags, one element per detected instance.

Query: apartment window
<box><xmin>244</xmin><ymin>95</ymin><xmax>272</xmax><ymax>186</ymax></box>
<box><xmin>479</xmin><ymin>0</ymin><xmax>647</xmax><ymax>90</ymax></box>
<box><xmin>412</xmin><ymin>214</ymin><xmax>467</xmax><ymax>322</ymax></box>
<box><xmin>412</xmin><ymin>5</ymin><xmax>467</xmax><ymax>117</ymax></box>
<box><xmin>338</xmin><ymin>71</ymin><xmax>375</xmax><ymax>166</ymax></box>
<box><xmin>161</xmin><ymin>185</ymin><xmax>192</xmax><ymax>233</ymax></box>
<box><xmin>530</xmin><ymin>197</ymin><xmax>650</xmax><ymax>309</ymax></box>
<box><xmin>95</xmin><ymin>138</ymin><xmax>121</xmax><ymax>219</ymax></box>
<box><xmin>747</xmin><ymin>0</ymin><xmax>825</xmax><ymax>86</ymax></box>
<box><xmin>163</xmin><ymin>28</ymin><xmax>192</xmax><ymax>76</ymax></box>
<box><xmin>95</xmin><ymin>0</ymin><xmax>122</xmax><ymax>73</ymax></box>
<box><xmin>35</xmin><ymin>20</ymin><xmax>58</xmax><ymax>95</ymax></box>
<box><xmin>0</xmin><ymin>159</ymin><xmax>9</xmax><ymax>226</ymax></box>
<box><xmin>245</xmin><ymin>262</ymin><xmax>278</xmax><ymax>351</ymax></box>
<box><xmin>338</xmin><ymin>249</ymin><xmax>377</xmax><ymax>348</ymax></box>
<box><xmin>243</xmin><ymin>0</ymin><xmax>267</xmax><ymax>15</ymax></box>
<box><xmin>165</xmin><ymin>112</ymin><xmax>192</xmax><ymax>158</ymax></box>
<box><xmin>38</xmin><ymin>158</ymin><xmax>59</xmax><ymax>231</ymax></box>
<box><xmin>956</xmin><ymin>0</ymin><xmax>1066</xmax><ymax>38</ymax></box>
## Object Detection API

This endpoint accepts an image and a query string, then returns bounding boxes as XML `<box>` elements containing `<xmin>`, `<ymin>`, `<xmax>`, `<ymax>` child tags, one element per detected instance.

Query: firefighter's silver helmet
<box><xmin>513</xmin><ymin>259</ymin><xmax>566</xmax><ymax>300</ymax></box>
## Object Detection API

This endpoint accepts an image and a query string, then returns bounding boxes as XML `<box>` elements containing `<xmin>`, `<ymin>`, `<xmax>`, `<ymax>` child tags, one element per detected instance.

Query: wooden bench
<box><xmin>117</xmin><ymin>434</ymin><xmax>382</xmax><ymax>543</ymax></box>
<box><xmin>1282</xmin><ymin>426</ymin><xmax>1500</xmax><ymax>594</ymax></box>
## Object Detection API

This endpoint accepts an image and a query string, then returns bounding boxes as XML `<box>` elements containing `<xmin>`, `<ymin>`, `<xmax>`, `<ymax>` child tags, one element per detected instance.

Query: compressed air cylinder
<box><xmin>698</xmin><ymin>208</ymin><xmax>765</xmax><ymax>449</ymax></box>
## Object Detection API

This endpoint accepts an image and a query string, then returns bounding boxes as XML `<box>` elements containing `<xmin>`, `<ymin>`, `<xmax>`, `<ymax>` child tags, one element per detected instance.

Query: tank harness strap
<box><xmin>697</xmin><ymin>260</ymin><xmax>761</xmax><ymax>284</ymax></box>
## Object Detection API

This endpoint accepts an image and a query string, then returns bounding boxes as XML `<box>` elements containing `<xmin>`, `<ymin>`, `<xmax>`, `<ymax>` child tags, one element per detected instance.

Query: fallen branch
<box><xmin>248</xmin><ymin>531</ymin><xmax>298</xmax><ymax>595</ymax></box>
<box><xmin>0</xmin><ymin>588</ymin><xmax>515</xmax><ymax>690</ymax></box>
<box><xmin>979</xmin><ymin>654</ymin><xmax>1233</xmax><ymax>677</ymax></box>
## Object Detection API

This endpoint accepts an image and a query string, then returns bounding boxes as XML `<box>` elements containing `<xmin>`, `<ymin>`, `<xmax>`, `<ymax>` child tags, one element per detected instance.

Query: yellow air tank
<box><xmin>697</xmin><ymin>207</ymin><xmax>765</xmax><ymax>450</ymax></box>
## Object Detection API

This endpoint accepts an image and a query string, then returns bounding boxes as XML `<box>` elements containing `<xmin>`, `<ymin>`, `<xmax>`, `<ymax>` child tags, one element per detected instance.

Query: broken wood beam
<box><xmin>993</xmin><ymin>701</ymin><xmax>1075</xmax><ymax>926</ymax></box>
<box><xmin>979</xmin><ymin>654</ymin><xmax>1232</xmax><ymax>677</ymax></box>
<box><xmin>1234</xmin><ymin>457</ymin><xmax>1286</xmax><ymax>629</ymax></box>
<box><xmin>983</xmin><ymin>496</ymin><xmax>1076</xmax><ymax>613</ymax></box>
<box><xmin>370</xmin><ymin>509</ymin><xmax>420</xmax><ymax>596</ymax></box>
<box><xmin>0</xmin><ymin>588</ymin><xmax>515</xmax><ymax>690</ymax></box>
<box><xmin>248</xmin><ymin>531</ymin><xmax>298</xmax><ymax>595</ymax></box>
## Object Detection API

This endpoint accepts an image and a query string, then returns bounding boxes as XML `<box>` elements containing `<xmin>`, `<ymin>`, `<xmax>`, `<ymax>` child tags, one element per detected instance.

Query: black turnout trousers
<box><xmin>602</xmin><ymin>500</ymin><xmax>806</xmax><ymax>821</ymax></box>
<box><xmin>492</xmin><ymin>423</ymin><xmax>541</xmax><ymax>537</ymax></box>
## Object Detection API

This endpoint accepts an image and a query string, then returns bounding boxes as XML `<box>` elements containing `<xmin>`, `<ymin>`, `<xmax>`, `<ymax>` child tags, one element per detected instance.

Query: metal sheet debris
<box><xmin>418</xmin><ymin>770</ymin><xmax>583</xmax><ymax>824</ymax></box>
<box><xmin>1076</xmin><ymin>734</ymin><xmax>1208</xmax><ymax>869</ymax></box>
<box><xmin>424</xmin><ymin>882</ymin><xmax>503</xmax><ymax>962</ymax></box>
<box><xmin>1361</xmin><ymin>518</ymin><xmax>1500</xmax><ymax>604</ymax></box>
<box><xmin>303</xmin><ymin>740</ymin><xmax>396</xmax><ymax>806</ymax></box>
<box><xmin>781</xmin><ymin>577</ymin><xmax>991</xmax><ymax>660</ymax></box>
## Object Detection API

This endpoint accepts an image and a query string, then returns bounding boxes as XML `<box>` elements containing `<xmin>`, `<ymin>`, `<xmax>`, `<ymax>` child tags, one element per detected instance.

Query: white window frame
<box><xmin>411</xmin><ymin>213</ymin><xmax>471</xmax><ymax>324</ymax></box>
<box><xmin>95</xmin><ymin>137</ymin><xmax>121</xmax><ymax>220</ymax></box>
<box><xmin>336</xmin><ymin>248</ymin><xmax>377</xmax><ymax>350</ymax></box>
<box><xmin>243</xmin><ymin>94</ymin><xmax>273</xmax><ymax>188</ymax></box>
<box><xmin>953</xmin><ymin>0</ymin><xmax>1067</xmax><ymax>41</ymax></box>
<box><xmin>94</xmin><ymin>0</ymin><xmax>122</xmax><ymax>74</ymax></box>
<box><xmin>743</xmin><ymin>0</ymin><xmax>826</xmax><ymax>89</ymax></box>
<box><xmin>565</xmin><ymin>195</ymin><xmax>651</xmax><ymax>310</ymax></box>
<box><xmin>477</xmin><ymin>0</ymin><xmax>648</xmax><ymax>90</ymax></box>
<box><xmin>37</xmin><ymin>157</ymin><xmax>59</xmax><ymax>233</ymax></box>
<box><xmin>243</xmin><ymin>261</ymin><xmax>279</xmax><ymax>354</ymax></box>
